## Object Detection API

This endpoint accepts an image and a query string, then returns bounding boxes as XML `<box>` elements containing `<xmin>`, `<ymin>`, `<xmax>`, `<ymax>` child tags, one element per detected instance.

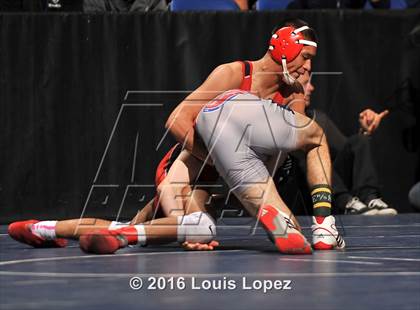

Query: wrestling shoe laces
<box><xmin>258</xmin><ymin>205</ymin><xmax>312</xmax><ymax>255</ymax></box>
<box><xmin>283</xmin><ymin>216</ymin><xmax>298</xmax><ymax>230</ymax></box>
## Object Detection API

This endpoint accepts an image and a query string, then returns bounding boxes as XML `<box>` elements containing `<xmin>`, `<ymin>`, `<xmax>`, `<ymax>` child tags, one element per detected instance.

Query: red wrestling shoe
<box><xmin>258</xmin><ymin>205</ymin><xmax>312</xmax><ymax>255</ymax></box>
<box><xmin>8</xmin><ymin>220</ymin><xmax>67</xmax><ymax>248</ymax></box>
<box><xmin>79</xmin><ymin>229</ymin><xmax>128</xmax><ymax>254</ymax></box>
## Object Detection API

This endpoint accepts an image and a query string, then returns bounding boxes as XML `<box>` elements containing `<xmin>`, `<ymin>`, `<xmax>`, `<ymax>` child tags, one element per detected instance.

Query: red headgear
<box><xmin>269</xmin><ymin>26</ymin><xmax>317</xmax><ymax>63</ymax></box>
<box><xmin>268</xmin><ymin>25</ymin><xmax>317</xmax><ymax>85</ymax></box>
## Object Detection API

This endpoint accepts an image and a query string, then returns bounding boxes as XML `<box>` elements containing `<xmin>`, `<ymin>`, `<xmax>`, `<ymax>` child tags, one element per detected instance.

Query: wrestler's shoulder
<box><xmin>212</xmin><ymin>61</ymin><xmax>243</xmax><ymax>76</ymax></box>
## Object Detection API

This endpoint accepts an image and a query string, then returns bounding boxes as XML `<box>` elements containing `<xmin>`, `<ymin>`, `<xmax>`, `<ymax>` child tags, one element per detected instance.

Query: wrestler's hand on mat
<box><xmin>359</xmin><ymin>108</ymin><xmax>389</xmax><ymax>135</ymax></box>
<box><xmin>182</xmin><ymin>240</ymin><xmax>219</xmax><ymax>251</ymax></box>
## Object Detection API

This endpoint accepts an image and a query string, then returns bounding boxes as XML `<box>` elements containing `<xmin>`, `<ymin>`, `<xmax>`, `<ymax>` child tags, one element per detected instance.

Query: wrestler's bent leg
<box><xmin>195</xmin><ymin>92</ymin><xmax>311</xmax><ymax>254</ymax></box>
<box><xmin>156</xmin><ymin>150</ymin><xmax>203</xmax><ymax>217</ymax></box>
<box><xmin>294</xmin><ymin>112</ymin><xmax>345</xmax><ymax>250</ymax></box>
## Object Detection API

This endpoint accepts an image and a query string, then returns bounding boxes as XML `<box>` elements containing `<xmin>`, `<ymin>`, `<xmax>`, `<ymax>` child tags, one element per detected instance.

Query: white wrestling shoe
<box><xmin>311</xmin><ymin>215</ymin><xmax>345</xmax><ymax>250</ymax></box>
<box><xmin>368</xmin><ymin>198</ymin><xmax>397</xmax><ymax>215</ymax></box>
<box><xmin>345</xmin><ymin>197</ymin><xmax>378</xmax><ymax>215</ymax></box>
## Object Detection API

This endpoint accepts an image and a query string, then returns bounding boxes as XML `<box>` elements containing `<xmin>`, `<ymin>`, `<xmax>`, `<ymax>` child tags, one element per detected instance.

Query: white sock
<box><xmin>106</xmin><ymin>222</ymin><xmax>146</xmax><ymax>246</ymax></box>
<box><xmin>134</xmin><ymin>224</ymin><xmax>147</xmax><ymax>246</ymax></box>
<box><xmin>108</xmin><ymin>224</ymin><xmax>147</xmax><ymax>246</ymax></box>
<box><xmin>31</xmin><ymin>221</ymin><xmax>57</xmax><ymax>240</ymax></box>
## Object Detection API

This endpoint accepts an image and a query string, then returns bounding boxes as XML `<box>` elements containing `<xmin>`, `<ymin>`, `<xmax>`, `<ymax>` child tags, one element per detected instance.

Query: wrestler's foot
<box><xmin>367</xmin><ymin>198</ymin><xmax>397</xmax><ymax>215</ymax></box>
<box><xmin>312</xmin><ymin>216</ymin><xmax>345</xmax><ymax>250</ymax></box>
<box><xmin>8</xmin><ymin>220</ymin><xmax>67</xmax><ymax>248</ymax></box>
<box><xmin>79</xmin><ymin>229</ymin><xmax>128</xmax><ymax>254</ymax></box>
<box><xmin>258</xmin><ymin>205</ymin><xmax>312</xmax><ymax>255</ymax></box>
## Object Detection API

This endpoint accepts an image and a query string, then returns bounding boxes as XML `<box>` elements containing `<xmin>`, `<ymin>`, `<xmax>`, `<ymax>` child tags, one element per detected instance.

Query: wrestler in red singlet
<box><xmin>239</xmin><ymin>61</ymin><xmax>285</xmax><ymax>105</ymax></box>
<box><xmin>153</xmin><ymin>61</ymin><xmax>288</xmax><ymax>213</ymax></box>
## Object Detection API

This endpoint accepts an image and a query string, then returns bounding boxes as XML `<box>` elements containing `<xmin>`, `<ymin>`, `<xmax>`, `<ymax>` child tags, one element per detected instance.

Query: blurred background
<box><xmin>0</xmin><ymin>0</ymin><xmax>419</xmax><ymax>222</ymax></box>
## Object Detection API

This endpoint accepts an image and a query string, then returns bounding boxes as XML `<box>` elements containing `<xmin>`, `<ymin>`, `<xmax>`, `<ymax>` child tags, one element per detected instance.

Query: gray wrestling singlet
<box><xmin>195</xmin><ymin>90</ymin><xmax>298</xmax><ymax>194</ymax></box>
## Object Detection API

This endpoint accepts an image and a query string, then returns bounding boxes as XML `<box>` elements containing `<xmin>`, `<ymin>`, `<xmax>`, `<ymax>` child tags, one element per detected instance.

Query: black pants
<box><xmin>318</xmin><ymin>109</ymin><xmax>383</xmax><ymax>212</ymax></box>
<box><xmin>332</xmin><ymin>134</ymin><xmax>381</xmax><ymax>211</ymax></box>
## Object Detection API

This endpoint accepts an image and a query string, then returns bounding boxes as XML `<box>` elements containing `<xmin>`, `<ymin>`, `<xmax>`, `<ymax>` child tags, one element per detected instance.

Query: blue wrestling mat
<box><xmin>1</xmin><ymin>214</ymin><xmax>419</xmax><ymax>310</ymax></box>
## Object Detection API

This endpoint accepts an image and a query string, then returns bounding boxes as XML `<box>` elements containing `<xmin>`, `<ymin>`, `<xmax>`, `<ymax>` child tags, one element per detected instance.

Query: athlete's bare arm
<box><xmin>286</xmin><ymin>93</ymin><xmax>306</xmax><ymax>114</ymax></box>
<box><xmin>165</xmin><ymin>63</ymin><xmax>243</xmax><ymax>160</ymax></box>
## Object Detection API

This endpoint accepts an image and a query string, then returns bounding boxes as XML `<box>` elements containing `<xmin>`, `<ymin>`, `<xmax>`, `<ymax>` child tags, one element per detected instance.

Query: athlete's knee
<box><xmin>177</xmin><ymin>212</ymin><xmax>217</xmax><ymax>243</ymax></box>
<box><xmin>156</xmin><ymin>178</ymin><xmax>176</xmax><ymax>205</ymax></box>
<box><xmin>300</xmin><ymin>121</ymin><xmax>325</xmax><ymax>152</ymax></box>
<box><xmin>157</xmin><ymin>176</ymin><xmax>186</xmax><ymax>197</ymax></box>
<box><xmin>156</xmin><ymin>177</ymin><xmax>169</xmax><ymax>197</ymax></box>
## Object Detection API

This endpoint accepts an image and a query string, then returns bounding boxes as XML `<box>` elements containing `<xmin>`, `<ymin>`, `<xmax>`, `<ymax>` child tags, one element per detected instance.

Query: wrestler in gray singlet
<box><xmin>195</xmin><ymin>90</ymin><xmax>298</xmax><ymax>194</ymax></box>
